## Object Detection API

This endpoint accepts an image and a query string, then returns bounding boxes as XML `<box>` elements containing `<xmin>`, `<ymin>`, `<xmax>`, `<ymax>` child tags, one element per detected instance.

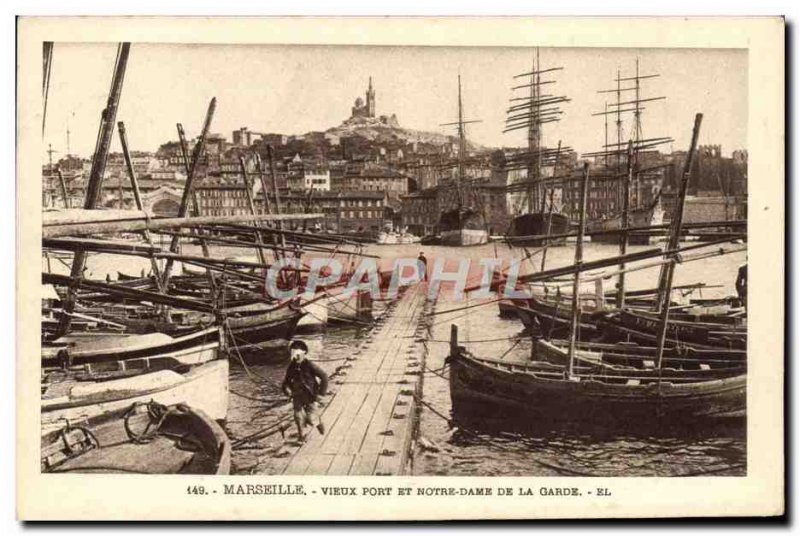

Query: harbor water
<box><xmin>52</xmin><ymin>240</ymin><xmax>747</xmax><ymax>477</ymax></box>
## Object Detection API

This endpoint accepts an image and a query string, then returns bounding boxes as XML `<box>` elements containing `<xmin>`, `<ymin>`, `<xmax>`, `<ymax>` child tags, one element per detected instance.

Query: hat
<box><xmin>289</xmin><ymin>340</ymin><xmax>309</xmax><ymax>353</ymax></box>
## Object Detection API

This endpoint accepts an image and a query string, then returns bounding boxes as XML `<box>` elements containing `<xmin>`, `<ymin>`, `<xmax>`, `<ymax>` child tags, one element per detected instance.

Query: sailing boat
<box><xmin>504</xmin><ymin>50</ymin><xmax>573</xmax><ymax>246</ymax></box>
<box><xmin>437</xmin><ymin>75</ymin><xmax>489</xmax><ymax>247</ymax></box>
<box><xmin>585</xmin><ymin>59</ymin><xmax>673</xmax><ymax>246</ymax></box>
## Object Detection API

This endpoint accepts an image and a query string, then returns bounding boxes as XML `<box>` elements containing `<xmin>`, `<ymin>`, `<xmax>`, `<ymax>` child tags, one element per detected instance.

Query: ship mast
<box><xmin>457</xmin><ymin>73</ymin><xmax>465</xmax><ymax>191</ymax></box>
<box><xmin>503</xmin><ymin>48</ymin><xmax>570</xmax><ymax>215</ymax></box>
<box><xmin>440</xmin><ymin>73</ymin><xmax>481</xmax><ymax>209</ymax></box>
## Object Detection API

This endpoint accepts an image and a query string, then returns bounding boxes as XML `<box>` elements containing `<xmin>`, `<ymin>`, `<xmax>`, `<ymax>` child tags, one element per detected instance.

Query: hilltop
<box><xmin>323</xmin><ymin>116</ymin><xmax>483</xmax><ymax>152</ymax></box>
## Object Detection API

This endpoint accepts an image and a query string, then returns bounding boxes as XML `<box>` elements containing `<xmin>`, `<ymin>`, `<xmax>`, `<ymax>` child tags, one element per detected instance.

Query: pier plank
<box><xmin>304</xmin><ymin>453</ymin><xmax>335</xmax><ymax>475</ymax></box>
<box><xmin>327</xmin><ymin>454</ymin><xmax>356</xmax><ymax>475</ymax></box>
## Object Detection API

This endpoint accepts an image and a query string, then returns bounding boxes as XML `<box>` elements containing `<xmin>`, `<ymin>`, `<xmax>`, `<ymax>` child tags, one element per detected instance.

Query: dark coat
<box><xmin>736</xmin><ymin>264</ymin><xmax>747</xmax><ymax>295</ymax></box>
<box><xmin>282</xmin><ymin>358</ymin><xmax>329</xmax><ymax>405</ymax></box>
<box><xmin>417</xmin><ymin>255</ymin><xmax>428</xmax><ymax>280</ymax></box>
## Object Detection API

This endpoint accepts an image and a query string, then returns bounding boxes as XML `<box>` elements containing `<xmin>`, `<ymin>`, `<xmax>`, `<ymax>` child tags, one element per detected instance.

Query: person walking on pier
<box><xmin>282</xmin><ymin>340</ymin><xmax>329</xmax><ymax>443</ymax></box>
<box><xmin>417</xmin><ymin>251</ymin><xmax>428</xmax><ymax>282</ymax></box>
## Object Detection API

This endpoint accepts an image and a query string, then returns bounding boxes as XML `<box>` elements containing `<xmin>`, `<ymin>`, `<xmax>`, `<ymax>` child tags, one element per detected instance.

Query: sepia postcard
<box><xmin>16</xmin><ymin>16</ymin><xmax>784</xmax><ymax>520</ymax></box>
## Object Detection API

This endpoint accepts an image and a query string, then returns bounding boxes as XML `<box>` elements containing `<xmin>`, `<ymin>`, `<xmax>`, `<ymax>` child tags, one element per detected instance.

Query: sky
<box><xmin>42</xmin><ymin>43</ymin><xmax>747</xmax><ymax>161</ymax></box>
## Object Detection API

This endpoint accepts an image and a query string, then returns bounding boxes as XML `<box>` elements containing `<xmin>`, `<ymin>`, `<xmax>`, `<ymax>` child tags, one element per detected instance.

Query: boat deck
<box><xmin>273</xmin><ymin>285</ymin><xmax>431</xmax><ymax>476</ymax></box>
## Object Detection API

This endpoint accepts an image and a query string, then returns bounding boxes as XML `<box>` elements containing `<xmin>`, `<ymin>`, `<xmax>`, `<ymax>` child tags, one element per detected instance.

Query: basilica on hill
<box><xmin>346</xmin><ymin>77</ymin><xmax>399</xmax><ymax>127</ymax></box>
<box><xmin>351</xmin><ymin>77</ymin><xmax>376</xmax><ymax>118</ymax></box>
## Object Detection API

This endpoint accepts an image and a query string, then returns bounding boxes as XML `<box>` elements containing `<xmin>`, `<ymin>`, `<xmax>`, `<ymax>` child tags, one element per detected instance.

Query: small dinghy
<box><xmin>41</xmin><ymin>401</ymin><xmax>231</xmax><ymax>474</ymax></box>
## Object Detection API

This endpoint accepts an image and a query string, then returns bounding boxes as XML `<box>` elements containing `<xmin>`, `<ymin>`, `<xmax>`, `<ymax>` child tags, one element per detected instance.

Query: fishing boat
<box><xmin>42</xmin><ymin>326</ymin><xmax>221</xmax><ymax>367</ymax></box>
<box><xmin>223</xmin><ymin>303</ymin><xmax>305</xmax><ymax>362</ymax></box>
<box><xmin>534</xmin><ymin>338</ymin><xmax>746</xmax><ymax>374</ymax></box>
<box><xmin>510</xmin><ymin>294</ymin><xmax>604</xmax><ymax>339</ymax></box>
<box><xmin>599</xmin><ymin>308</ymin><xmax>746</xmax><ymax>350</ymax></box>
<box><xmin>326</xmin><ymin>287</ymin><xmax>373</xmax><ymax>325</ymax></box>
<box><xmin>296</xmin><ymin>293</ymin><xmax>329</xmax><ymax>333</ymax></box>
<box><xmin>42</xmin><ymin>401</ymin><xmax>231</xmax><ymax>474</ymax></box>
<box><xmin>448</xmin><ymin>342</ymin><xmax>745</xmax><ymax>425</ymax></box>
<box><xmin>420</xmin><ymin>234</ymin><xmax>442</xmax><ymax>246</ymax></box>
<box><xmin>41</xmin><ymin>359</ymin><xmax>230</xmax><ymax>435</ymax></box>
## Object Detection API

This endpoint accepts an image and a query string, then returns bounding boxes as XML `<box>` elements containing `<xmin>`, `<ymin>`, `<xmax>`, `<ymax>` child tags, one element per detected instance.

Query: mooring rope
<box><xmin>228</xmin><ymin>388</ymin><xmax>284</xmax><ymax>405</ymax></box>
<box><xmin>418</xmin><ymin>335</ymin><xmax>526</xmax><ymax>344</ymax></box>
<box><xmin>498</xmin><ymin>338</ymin><xmax>523</xmax><ymax>360</ymax></box>
<box><xmin>224</xmin><ymin>324</ymin><xmax>283</xmax><ymax>389</ymax></box>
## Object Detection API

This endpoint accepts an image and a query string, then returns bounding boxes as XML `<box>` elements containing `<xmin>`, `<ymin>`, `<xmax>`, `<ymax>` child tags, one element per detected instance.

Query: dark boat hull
<box><xmin>497</xmin><ymin>300</ymin><xmax>519</xmax><ymax>319</ymax></box>
<box><xmin>448</xmin><ymin>350</ymin><xmax>746</xmax><ymax>427</ymax></box>
<box><xmin>438</xmin><ymin>207</ymin><xmax>488</xmax><ymax>247</ymax></box>
<box><xmin>508</xmin><ymin>212</ymin><xmax>571</xmax><ymax>246</ymax></box>
<box><xmin>225</xmin><ymin>306</ymin><xmax>305</xmax><ymax>364</ymax></box>
<box><xmin>512</xmin><ymin>295</ymin><xmax>604</xmax><ymax>339</ymax></box>
<box><xmin>600</xmin><ymin>309</ymin><xmax>747</xmax><ymax>350</ymax></box>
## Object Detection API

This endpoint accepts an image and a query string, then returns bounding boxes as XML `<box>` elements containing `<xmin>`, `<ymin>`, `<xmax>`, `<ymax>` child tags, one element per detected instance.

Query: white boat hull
<box><xmin>297</xmin><ymin>296</ymin><xmax>328</xmax><ymax>331</ymax></box>
<box><xmin>42</xmin><ymin>360</ymin><xmax>229</xmax><ymax>435</ymax></box>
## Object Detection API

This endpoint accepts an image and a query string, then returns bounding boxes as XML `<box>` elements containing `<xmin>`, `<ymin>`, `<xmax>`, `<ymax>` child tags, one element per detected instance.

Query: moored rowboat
<box><xmin>448</xmin><ymin>345</ymin><xmax>746</xmax><ymax>426</ymax></box>
<box><xmin>42</xmin><ymin>401</ymin><xmax>231</xmax><ymax>474</ymax></box>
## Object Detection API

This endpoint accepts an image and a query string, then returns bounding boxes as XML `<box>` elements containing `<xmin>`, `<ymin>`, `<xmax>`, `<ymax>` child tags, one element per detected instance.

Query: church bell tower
<box><xmin>366</xmin><ymin>77</ymin><xmax>376</xmax><ymax>118</ymax></box>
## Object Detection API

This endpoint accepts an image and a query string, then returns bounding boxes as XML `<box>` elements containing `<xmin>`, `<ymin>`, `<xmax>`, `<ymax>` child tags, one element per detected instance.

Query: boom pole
<box><xmin>56</xmin><ymin>42</ymin><xmax>130</xmax><ymax>337</ymax></box>
<box><xmin>567</xmin><ymin>163</ymin><xmax>590</xmax><ymax>379</ymax></box>
<box><xmin>117</xmin><ymin>121</ymin><xmax>165</xmax><ymax>291</ymax></box>
<box><xmin>655</xmin><ymin>113</ymin><xmax>703</xmax><ymax>371</ymax></box>
<box><xmin>160</xmin><ymin>97</ymin><xmax>217</xmax><ymax>287</ymax></box>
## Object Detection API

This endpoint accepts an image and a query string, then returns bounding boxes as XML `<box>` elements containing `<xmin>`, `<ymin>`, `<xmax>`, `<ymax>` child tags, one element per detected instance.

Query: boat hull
<box><xmin>42</xmin><ymin>360</ymin><xmax>230</xmax><ymax>435</ymax></box>
<box><xmin>226</xmin><ymin>307</ymin><xmax>304</xmax><ymax>344</ymax></box>
<box><xmin>296</xmin><ymin>296</ymin><xmax>328</xmax><ymax>332</ymax></box>
<box><xmin>42</xmin><ymin>403</ymin><xmax>231</xmax><ymax>475</ymax></box>
<box><xmin>588</xmin><ymin>203</ymin><xmax>664</xmax><ymax>246</ymax></box>
<box><xmin>599</xmin><ymin>309</ymin><xmax>746</xmax><ymax>350</ymax></box>
<box><xmin>440</xmin><ymin>229</ymin><xmax>489</xmax><ymax>247</ymax></box>
<box><xmin>513</xmin><ymin>295</ymin><xmax>604</xmax><ymax>339</ymax></box>
<box><xmin>497</xmin><ymin>299</ymin><xmax>521</xmax><ymax>319</ymax></box>
<box><xmin>508</xmin><ymin>212</ymin><xmax>571</xmax><ymax>246</ymax></box>
<box><xmin>438</xmin><ymin>207</ymin><xmax>488</xmax><ymax>246</ymax></box>
<box><xmin>43</xmin><ymin>327</ymin><xmax>220</xmax><ymax>366</ymax></box>
<box><xmin>448</xmin><ymin>351</ymin><xmax>746</xmax><ymax>427</ymax></box>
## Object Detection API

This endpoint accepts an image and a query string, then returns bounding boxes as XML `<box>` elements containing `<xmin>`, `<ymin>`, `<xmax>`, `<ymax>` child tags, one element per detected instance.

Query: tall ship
<box><xmin>504</xmin><ymin>50</ymin><xmax>574</xmax><ymax>246</ymax></box>
<box><xmin>583</xmin><ymin>59</ymin><xmax>672</xmax><ymax>246</ymax></box>
<box><xmin>437</xmin><ymin>75</ymin><xmax>489</xmax><ymax>247</ymax></box>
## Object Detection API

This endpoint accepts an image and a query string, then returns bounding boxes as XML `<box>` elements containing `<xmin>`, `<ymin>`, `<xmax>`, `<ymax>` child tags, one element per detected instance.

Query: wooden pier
<box><xmin>273</xmin><ymin>285</ymin><xmax>431</xmax><ymax>476</ymax></box>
